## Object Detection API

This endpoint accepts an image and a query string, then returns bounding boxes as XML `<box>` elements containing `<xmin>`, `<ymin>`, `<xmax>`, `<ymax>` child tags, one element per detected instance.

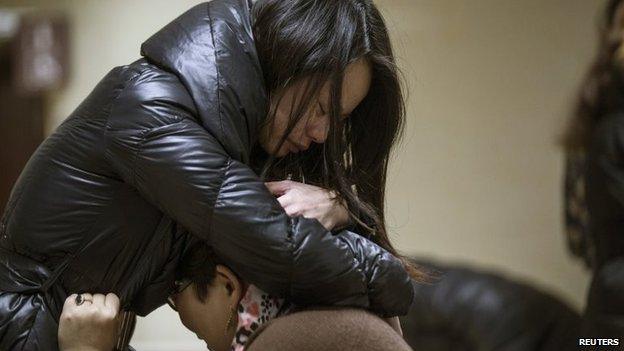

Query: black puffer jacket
<box><xmin>0</xmin><ymin>1</ymin><xmax>413</xmax><ymax>349</ymax></box>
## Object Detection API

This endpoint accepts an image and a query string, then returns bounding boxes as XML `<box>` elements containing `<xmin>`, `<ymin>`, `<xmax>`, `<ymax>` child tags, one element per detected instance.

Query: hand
<box><xmin>58</xmin><ymin>293</ymin><xmax>121</xmax><ymax>351</ymax></box>
<box><xmin>385</xmin><ymin>316</ymin><xmax>403</xmax><ymax>337</ymax></box>
<box><xmin>265</xmin><ymin>180</ymin><xmax>351</xmax><ymax>231</ymax></box>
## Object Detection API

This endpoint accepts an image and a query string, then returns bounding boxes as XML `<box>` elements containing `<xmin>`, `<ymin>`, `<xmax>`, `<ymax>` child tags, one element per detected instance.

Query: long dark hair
<box><xmin>252</xmin><ymin>0</ymin><xmax>426</xmax><ymax>281</ymax></box>
<box><xmin>564</xmin><ymin>0</ymin><xmax>624</xmax><ymax>151</ymax></box>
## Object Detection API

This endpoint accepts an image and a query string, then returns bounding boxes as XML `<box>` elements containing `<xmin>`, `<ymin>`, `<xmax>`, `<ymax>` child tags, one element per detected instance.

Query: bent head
<box><xmin>258</xmin><ymin>58</ymin><xmax>372</xmax><ymax>157</ymax></box>
<box><xmin>251</xmin><ymin>0</ymin><xmax>417</xmax><ymax>278</ymax></box>
<box><xmin>168</xmin><ymin>244</ymin><xmax>244</xmax><ymax>351</ymax></box>
<box><xmin>252</xmin><ymin>0</ymin><xmax>404</xmax><ymax>160</ymax></box>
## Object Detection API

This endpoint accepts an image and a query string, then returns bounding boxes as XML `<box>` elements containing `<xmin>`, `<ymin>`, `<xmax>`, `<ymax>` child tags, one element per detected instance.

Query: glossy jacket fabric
<box><xmin>0</xmin><ymin>0</ymin><xmax>414</xmax><ymax>349</ymax></box>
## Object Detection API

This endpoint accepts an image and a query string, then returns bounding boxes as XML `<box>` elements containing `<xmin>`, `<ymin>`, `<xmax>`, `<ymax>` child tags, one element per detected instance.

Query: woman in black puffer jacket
<box><xmin>0</xmin><ymin>0</ymin><xmax>421</xmax><ymax>349</ymax></box>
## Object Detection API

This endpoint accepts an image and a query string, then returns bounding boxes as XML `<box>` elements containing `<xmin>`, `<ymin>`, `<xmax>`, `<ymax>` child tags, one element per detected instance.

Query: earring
<box><xmin>224</xmin><ymin>306</ymin><xmax>236</xmax><ymax>336</ymax></box>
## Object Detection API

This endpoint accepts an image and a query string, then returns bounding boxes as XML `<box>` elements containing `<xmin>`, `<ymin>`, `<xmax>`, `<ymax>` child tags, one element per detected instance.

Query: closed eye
<box><xmin>319</xmin><ymin>101</ymin><xmax>349</xmax><ymax>121</ymax></box>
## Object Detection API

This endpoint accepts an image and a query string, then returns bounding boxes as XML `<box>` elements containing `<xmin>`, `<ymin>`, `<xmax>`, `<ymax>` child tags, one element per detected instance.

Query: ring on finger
<box><xmin>75</xmin><ymin>294</ymin><xmax>93</xmax><ymax>306</ymax></box>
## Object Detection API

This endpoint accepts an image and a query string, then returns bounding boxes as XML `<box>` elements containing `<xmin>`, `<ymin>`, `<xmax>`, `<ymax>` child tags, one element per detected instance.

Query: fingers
<box><xmin>64</xmin><ymin>293</ymin><xmax>93</xmax><ymax>311</ymax></box>
<box><xmin>267</xmin><ymin>181</ymin><xmax>337</xmax><ymax>225</ymax></box>
<box><xmin>276</xmin><ymin>193</ymin><xmax>303</xmax><ymax>217</ymax></box>
<box><xmin>58</xmin><ymin>293</ymin><xmax>121</xmax><ymax>351</ymax></box>
<box><xmin>77</xmin><ymin>294</ymin><xmax>120</xmax><ymax>321</ymax></box>
<box><xmin>265</xmin><ymin>180</ymin><xmax>293</xmax><ymax>196</ymax></box>
<box><xmin>61</xmin><ymin>293</ymin><xmax>95</xmax><ymax>321</ymax></box>
<box><xmin>63</xmin><ymin>293</ymin><xmax>120</xmax><ymax>315</ymax></box>
<box><xmin>92</xmin><ymin>294</ymin><xmax>117</xmax><ymax>317</ymax></box>
<box><xmin>276</xmin><ymin>192</ymin><xmax>293</xmax><ymax>209</ymax></box>
<box><xmin>266</xmin><ymin>181</ymin><xmax>298</xmax><ymax>213</ymax></box>
<box><xmin>92</xmin><ymin>293</ymin><xmax>105</xmax><ymax>307</ymax></box>
<box><xmin>63</xmin><ymin>294</ymin><xmax>79</xmax><ymax>311</ymax></box>
<box><xmin>81</xmin><ymin>293</ymin><xmax>94</xmax><ymax>304</ymax></box>
<box><xmin>104</xmin><ymin>293</ymin><xmax>120</xmax><ymax>313</ymax></box>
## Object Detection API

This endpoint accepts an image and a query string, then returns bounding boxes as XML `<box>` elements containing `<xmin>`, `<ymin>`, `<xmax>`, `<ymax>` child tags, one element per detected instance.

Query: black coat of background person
<box><xmin>0</xmin><ymin>1</ymin><xmax>414</xmax><ymax>349</ymax></box>
<box><xmin>581</xmin><ymin>110</ymin><xmax>624</xmax><ymax>339</ymax></box>
<box><xmin>401</xmin><ymin>260</ymin><xmax>581</xmax><ymax>351</ymax></box>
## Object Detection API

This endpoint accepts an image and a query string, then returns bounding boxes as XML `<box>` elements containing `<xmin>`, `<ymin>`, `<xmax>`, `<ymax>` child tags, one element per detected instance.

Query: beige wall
<box><xmin>382</xmin><ymin>0</ymin><xmax>600</xmax><ymax>308</ymax></box>
<box><xmin>1</xmin><ymin>0</ymin><xmax>606</xmax><ymax>349</ymax></box>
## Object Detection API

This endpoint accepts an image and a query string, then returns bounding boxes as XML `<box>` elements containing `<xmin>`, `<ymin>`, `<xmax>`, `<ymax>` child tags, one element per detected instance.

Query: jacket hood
<box><xmin>141</xmin><ymin>0</ymin><xmax>267</xmax><ymax>163</ymax></box>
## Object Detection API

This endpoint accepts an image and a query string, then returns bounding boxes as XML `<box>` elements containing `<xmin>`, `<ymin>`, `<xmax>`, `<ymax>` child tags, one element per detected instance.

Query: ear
<box><xmin>215</xmin><ymin>265</ymin><xmax>243</xmax><ymax>304</ymax></box>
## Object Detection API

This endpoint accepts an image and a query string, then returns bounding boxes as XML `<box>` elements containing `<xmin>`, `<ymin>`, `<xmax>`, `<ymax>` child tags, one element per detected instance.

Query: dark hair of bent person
<box><xmin>175</xmin><ymin>242</ymin><xmax>223</xmax><ymax>302</ymax></box>
<box><xmin>251</xmin><ymin>0</ymin><xmax>427</xmax><ymax>282</ymax></box>
<box><xmin>564</xmin><ymin>0</ymin><xmax>624</xmax><ymax>151</ymax></box>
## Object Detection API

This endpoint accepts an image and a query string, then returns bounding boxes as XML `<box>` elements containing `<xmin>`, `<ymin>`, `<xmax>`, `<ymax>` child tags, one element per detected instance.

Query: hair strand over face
<box><xmin>252</xmin><ymin>0</ymin><xmax>428</xmax><ymax>282</ymax></box>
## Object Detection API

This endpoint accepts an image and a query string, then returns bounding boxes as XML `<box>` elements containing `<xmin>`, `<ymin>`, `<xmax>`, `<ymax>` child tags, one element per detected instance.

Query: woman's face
<box><xmin>259</xmin><ymin>58</ymin><xmax>373</xmax><ymax>157</ymax></box>
<box><xmin>170</xmin><ymin>265</ymin><xmax>243</xmax><ymax>351</ymax></box>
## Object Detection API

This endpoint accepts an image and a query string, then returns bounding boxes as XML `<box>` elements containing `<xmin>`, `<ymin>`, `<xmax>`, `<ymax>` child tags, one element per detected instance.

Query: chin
<box><xmin>259</xmin><ymin>142</ymin><xmax>286</xmax><ymax>158</ymax></box>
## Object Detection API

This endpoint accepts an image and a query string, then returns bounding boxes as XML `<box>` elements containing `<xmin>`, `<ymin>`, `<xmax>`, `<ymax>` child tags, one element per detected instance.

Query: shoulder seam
<box><xmin>104</xmin><ymin>67</ymin><xmax>183</xmax><ymax>186</ymax></box>
<box><xmin>205</xmin><ymin>2</ymin><xmax>226</xmax><ymax>142</ymax></box>
<box><xmin>207</xmin><ymin>156</ymin><xmax>233</xmax><ymax>236</ymax></box>
<box><xmin>103</xmin><ymin>69</ymin><xmax>144</xmax><ymax>185</ymax></box>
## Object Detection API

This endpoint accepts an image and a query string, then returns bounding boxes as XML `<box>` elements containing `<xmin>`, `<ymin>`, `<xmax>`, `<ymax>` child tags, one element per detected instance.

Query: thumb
<box><xmin>104</xmin><ymin>293</ymin><xmax>120</xmax><ymax>314</ymax></box>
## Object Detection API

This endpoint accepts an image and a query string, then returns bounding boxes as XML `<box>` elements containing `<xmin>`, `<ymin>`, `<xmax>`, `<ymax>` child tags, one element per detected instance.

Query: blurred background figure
<box><xmin>0</xmin><ymin>8</ymin><xmax>68</xmax><ymax>210</ymax></box>
<box><xmin>0</xmin><ymin>0</ymin><xmax>615</xmax><ymax>350</ymax></box>
<box><xmin>563</xmin><ymin>0</ymin><xmax>624</xmax><ymax>341</ymax></box>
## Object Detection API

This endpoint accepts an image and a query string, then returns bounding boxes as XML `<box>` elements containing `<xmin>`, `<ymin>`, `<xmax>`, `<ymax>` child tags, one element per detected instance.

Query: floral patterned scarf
<box><xmin>230</xmin><ymin>285</ymin><xmax>293</xmax><ymax>351</ymax></box>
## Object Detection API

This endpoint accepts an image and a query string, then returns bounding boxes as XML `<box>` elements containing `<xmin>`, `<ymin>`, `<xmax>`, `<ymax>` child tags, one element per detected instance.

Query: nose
<box><xmin>307</xmin><ymin>117</ymin><xmax>329</xmax><ymax>144</ymax></box>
